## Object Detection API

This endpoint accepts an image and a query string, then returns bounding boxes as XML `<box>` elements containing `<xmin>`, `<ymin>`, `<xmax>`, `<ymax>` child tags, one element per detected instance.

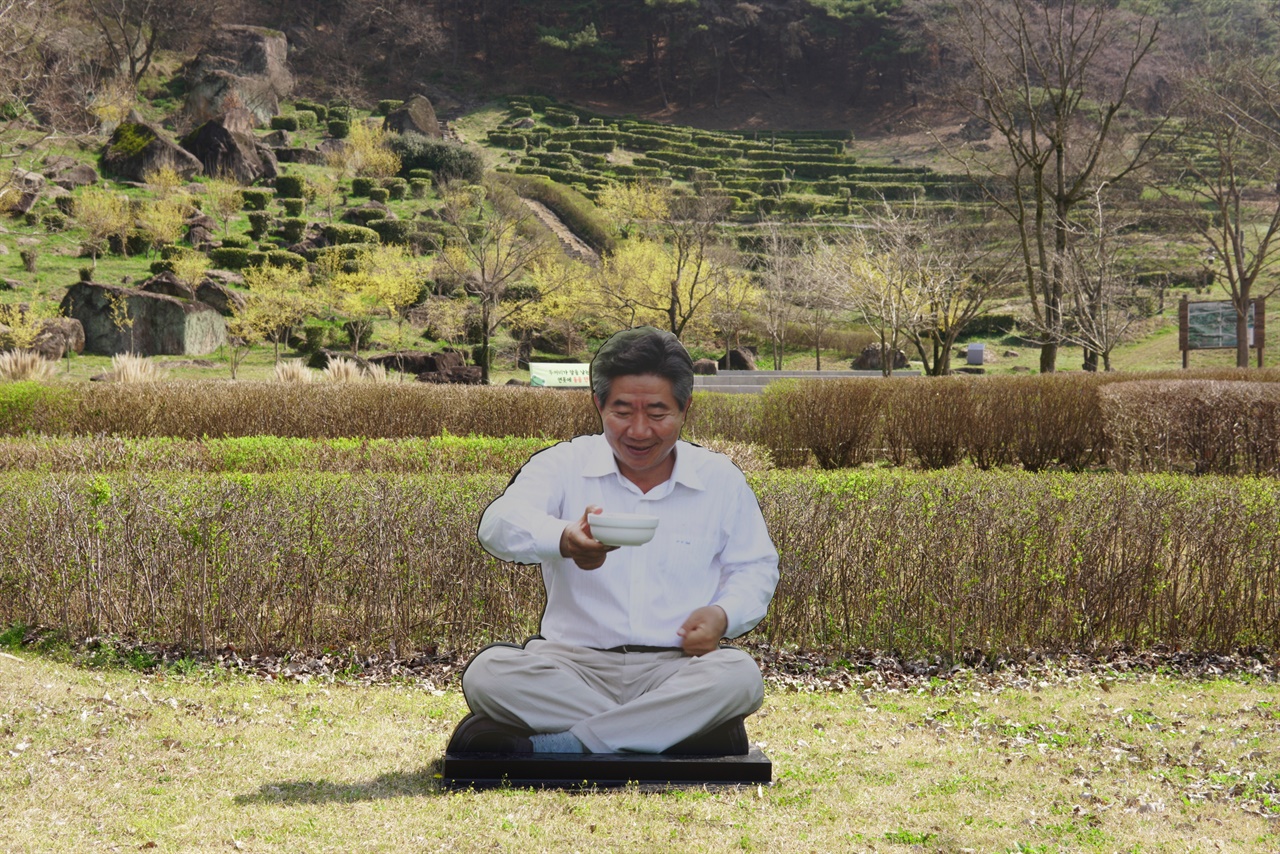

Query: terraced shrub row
<box><xmin>3</xmin><ymin>469</ymin><xmax>1276</xmax><ymax>654</ymax></box>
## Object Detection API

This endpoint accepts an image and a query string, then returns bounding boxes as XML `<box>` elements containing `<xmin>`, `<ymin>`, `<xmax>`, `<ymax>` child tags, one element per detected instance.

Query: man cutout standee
<box><xmin>451</xmin><ymin>326</ymin><xmax>779</xmax><ymax>755</ymax></box>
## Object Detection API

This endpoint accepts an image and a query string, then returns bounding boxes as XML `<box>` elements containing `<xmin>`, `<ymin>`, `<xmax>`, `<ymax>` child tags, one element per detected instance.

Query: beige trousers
<box><xmin>460</xmin><ymin>639</ymin><xmax>765</xmax><ymax>753</ymax></box>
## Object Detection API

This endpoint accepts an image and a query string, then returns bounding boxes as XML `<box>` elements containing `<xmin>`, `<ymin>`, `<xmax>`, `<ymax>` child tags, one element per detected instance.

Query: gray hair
<box><xmin>590</xmin><ymin>326</ymin><xmax>694</xmax><ymax>411</ymax></box>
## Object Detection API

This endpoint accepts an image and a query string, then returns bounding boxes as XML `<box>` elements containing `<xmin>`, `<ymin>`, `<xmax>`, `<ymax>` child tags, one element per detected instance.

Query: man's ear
<box><xmin>593</xmin><ymin>394</ymin><xmax>604</xmax><ymax>414</ymax></box>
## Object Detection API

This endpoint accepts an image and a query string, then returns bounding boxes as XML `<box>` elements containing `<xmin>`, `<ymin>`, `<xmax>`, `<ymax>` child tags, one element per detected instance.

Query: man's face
<box><xmin>595</xmin><ymin>373</ymin><xmax>688</xmax><ymax>489</ymax></box>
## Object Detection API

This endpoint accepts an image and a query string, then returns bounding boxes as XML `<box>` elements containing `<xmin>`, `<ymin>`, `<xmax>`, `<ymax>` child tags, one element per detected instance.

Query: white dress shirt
<box><xmin>478</xmin><ymin>433</ymin><xmax>779</xmax><ymax>649</ymax></box>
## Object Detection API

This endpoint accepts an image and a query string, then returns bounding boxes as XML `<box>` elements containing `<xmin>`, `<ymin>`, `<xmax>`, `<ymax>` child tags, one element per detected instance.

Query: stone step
<box><xmin>694</xmin><ymin>370</ymin><xmax>920</xmax><ymax>393</ymax></box>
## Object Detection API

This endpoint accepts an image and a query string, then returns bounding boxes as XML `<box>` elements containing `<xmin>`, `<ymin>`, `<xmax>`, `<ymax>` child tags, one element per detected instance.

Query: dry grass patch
<box><xmin>0</xmin><ymin>653</ymin><xmax>1275</xmax><ymax>852</ymax></box>
<box><xmin>0</xmin><ymin>350</ymin><xmax>56</xmax><ymax>383</ymax></box>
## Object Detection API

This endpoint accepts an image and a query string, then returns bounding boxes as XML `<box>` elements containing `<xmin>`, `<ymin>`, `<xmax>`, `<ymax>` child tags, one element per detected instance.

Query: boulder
<box><xmin>382</xmin><ymin>95</ymin><xmax>441</xmax><ymax>139</ymax></box>
<box><xmin>32</xmin><ymin>317</ymin><xmax>85</xmax><ymax>361</ymax></box>
<box><xmin>692</xmin><ymin>358</ymin><xmax>718</xmax><ymax>375</ymax></box>
<box><xmin>317</xmin><ymin>138</ymin><xmax>347</xmax><ymax>157</ymax></box>
<box><xmin>852</xmin><ymin>343</ymin><xmax>909</xmax><ymax>371</ymax></box>
<box><xmin>718</xmin><ymin>347</ymin><xmax>757</xmax><ymax>371</ymax></box>
<box><xmin>218</xmin><ymin>107</ymin><xmax>257</xmax><ymax>136</ymax></box>
<box><xmin>60</xmin><ymin>282</ymin><xmax>226</xmax><ymax>356</ymax></box>
<box><xmin>43</xmin><ymin>156</ymin><xmax>99</xmax><ymax>190</ymax></box>
<box><xmin>261</xmin><ymin>129</ymin><xmax>292</xmax><ymax>148</ymax></box>
<box><xmin>53</xmin><ymin>164</ymin><xmax>99</xmax><ymax>191</ymax></box>
<box><xmin>181</xmin><ymin>117</ymin><xmax>279</xmax><ymax>184</ymax></box>
<box><xmin>184</xmin><ymin>25</ymin><xmax>293</xmax><ymax>127</ymax></box>
<box><xmin>275</xmin><ymin>147</ymin><xmax>326</xmax><ymax>166</ymax></box>
<box><xmin>366</xmin><ymin>350</ymin><xmax>464</xmax><ymax>374</ymax></box>
<box><xmin>205</xmin><ymin>269</ymin><xmax>246</xmax><ymax>288</ymax></box>
<box><xmin>101</xmin><ymin>120</ymin><xmax>204</xmax><ymax>182</ymax></box>
<box><xmin>417</xmin><ymin>365</ymin><xmax>482</xmax><ymax>385</ymax></box>
<box><xmin>530</xmin><ymin>321</ymin><xmax>583</xmax><ymax>356</ymax></box>
<box><xmin>139</xmin><ymin>271</ymin><xmax>246</xmax><ymax>316</ymax></box>
<box><xmin>306</xmin><ymin>347</ymin><xmax>373</xmax><ymax>373</ymax></box>
<box><xmin>8</xmin><ymin>168</ymin><xmax>43</xmax><ymax>214</ymax></box>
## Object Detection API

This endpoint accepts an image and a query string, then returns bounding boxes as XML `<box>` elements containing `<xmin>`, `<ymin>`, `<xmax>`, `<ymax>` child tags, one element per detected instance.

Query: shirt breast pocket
<box><xmin>655</xmin><ymin>534</ymin><xmax>719</xmax><ymax>578</ymax></box>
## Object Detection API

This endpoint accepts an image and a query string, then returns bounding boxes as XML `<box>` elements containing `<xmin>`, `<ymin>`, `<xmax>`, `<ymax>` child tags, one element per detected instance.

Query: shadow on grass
<box><xmin>235</xmin><ymin>758</ymin><xmax>451</xmax><ymax>805</ymax></box>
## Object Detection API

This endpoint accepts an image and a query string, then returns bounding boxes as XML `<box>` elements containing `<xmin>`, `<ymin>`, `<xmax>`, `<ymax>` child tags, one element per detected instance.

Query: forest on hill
<box><xmin>3</xmin><ymin>0</ymin><xmax>1280</xmax><ymax>380</ymax></box>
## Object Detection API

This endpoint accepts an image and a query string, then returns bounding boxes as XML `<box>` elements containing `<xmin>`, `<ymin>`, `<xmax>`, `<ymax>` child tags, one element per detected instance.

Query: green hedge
<box><xmin>493</xmin><ymin>172</ymin><xmax>617</xmax><ymax>255</ymax></box>
<box><xmin>2</xmin><ymin>468</ymin><xmax>1278</xmax><ymax>654</ymax></box>
<box><xmin>241</xmin><ymin>189</ymin><xmax>274</xmax><ymax>211</ymax></box>
<box><xmin>275</xmin><ymin>174</ymin><xmax>307</xmax><ymax>199</ymax></box>
<box><xmin>388</xmin><ymin>134</ymin><xmax>484</xmax><ymax>184</ymax></box>
<box><xmin>209</xmin><ymin>247</ymin><xmax>250</xmax><ymax>269</ymax></box>
<box><xmin>248</xmin><ymin>249</ymin><xmax>306</xmax><ymax>270</ymax></box>
<box><xmin>323</xmin><ymin>223</ymin><xmax>381</xmax><ymax>245</ymax></box>
<box><xmin>487</xmin><ymin>131</ymin><xmax>528</xmax><ymax>150</ymax></box>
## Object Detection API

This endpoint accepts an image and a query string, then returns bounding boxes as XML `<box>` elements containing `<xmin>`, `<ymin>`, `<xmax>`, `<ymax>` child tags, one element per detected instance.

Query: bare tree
<box><xmin>0</xmin><ymin>0</ymin><xmax>86</xmax><ymax>192</ymax></box>
<box><xmin>80</xmin><ymin>0</ymin><xmax>224</xmax><ymax>85</ymax></box>
<box><xmin>1052</xmin><ymin>188</ymin><xmax>1143</xmax><ymax>371</ymax></box>
<box><xmin>818</xmin><ymin>231</ymin><xmax>923</xmax><ymax>377</ymax></box>
<box><xmin>754</xmin><ymin>223</ymin><xmax>803</xmax><ymax>370</ymax></box>
<box><xmin>860</xmin><ymin>204</ymin><xmax>1009</xmax><ymax>375</ymax></box>
<box><xmin>432</xmin><ymin>180</ymin><xmax>561</xmax><ymax>384</ymax></box>
<box><xmin>1161</xmin><ymin>57</ymin><xmax>1280</xmax><ymax>368</ymax></box>
<box><xmin>929</xmin><ymin>0</ymin><xmax>1166</xmax><ymax>372</ymax></box>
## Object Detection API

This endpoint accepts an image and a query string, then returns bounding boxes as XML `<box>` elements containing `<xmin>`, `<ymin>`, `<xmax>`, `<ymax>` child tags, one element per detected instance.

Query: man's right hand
<box><xmin>559</xmin><ymin>505</ymin><xmax>617</xmax><ymax>570</ymax></box>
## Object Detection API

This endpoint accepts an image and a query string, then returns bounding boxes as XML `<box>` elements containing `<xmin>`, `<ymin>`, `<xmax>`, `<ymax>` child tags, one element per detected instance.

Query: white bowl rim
<box><xmin>590</xmin><ymin>513</ymin><xmax>660</xmax><ymax>529</ymax></box>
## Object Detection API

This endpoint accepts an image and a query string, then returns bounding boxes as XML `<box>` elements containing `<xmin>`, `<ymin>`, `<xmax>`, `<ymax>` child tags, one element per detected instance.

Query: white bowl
<box><xmin>589</xmin><ymin>513</ymin><xmax>660</xmax><ymax>547</ymax></box>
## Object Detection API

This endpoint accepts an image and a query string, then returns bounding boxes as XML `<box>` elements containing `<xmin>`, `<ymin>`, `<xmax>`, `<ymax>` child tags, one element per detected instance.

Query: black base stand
<box><xmin>441</xmin><ymin>747</ymin><xmax>772</xmax><ymax>790</ymax></box>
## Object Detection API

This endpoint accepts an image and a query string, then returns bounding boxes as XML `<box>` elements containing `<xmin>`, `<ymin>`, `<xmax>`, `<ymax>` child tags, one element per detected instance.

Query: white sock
<box><xmin>530</xmin><ymin>731</ymin><xmax>587</xmax><ymax>753</ymax></box>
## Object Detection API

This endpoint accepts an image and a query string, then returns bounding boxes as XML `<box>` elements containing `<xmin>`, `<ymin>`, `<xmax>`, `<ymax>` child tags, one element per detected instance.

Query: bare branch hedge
<box><xmin>3</xmin><ymin>471</ymin><xmax>1276</xmax><ymax>656</ymax></box>
<box><xmin>6</xmin><ymin>371</ymin><xmax>1280</xmax><ymax>474</ymax></box>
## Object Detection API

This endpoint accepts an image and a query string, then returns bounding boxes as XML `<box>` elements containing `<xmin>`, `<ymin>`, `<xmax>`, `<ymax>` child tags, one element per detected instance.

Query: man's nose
<box><xmin>625</xmin><ymin>414</ymin><xmax>655</xmax><ymax>437</ymax></box>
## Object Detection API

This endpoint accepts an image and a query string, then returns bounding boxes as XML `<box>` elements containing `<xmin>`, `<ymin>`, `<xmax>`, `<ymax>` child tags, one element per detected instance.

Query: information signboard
<box><xmin>1186</xmin><ymin>301</ymin><xmax>1254</xmax><ymax>349</ymax></box>
<box><xmin>529</xmin><ymin>362</ymin><xmax>591</xmax><ymax>388</ymax></box>
<box><xmin>1178</xmin><ymin>297</ymin><xmax>1266</xmax><ymax>368</ymax></box>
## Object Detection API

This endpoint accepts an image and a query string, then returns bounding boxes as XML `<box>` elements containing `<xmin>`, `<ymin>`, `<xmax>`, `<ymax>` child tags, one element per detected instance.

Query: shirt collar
<box><xmin>582</xmin><ymin>435</ymin><xmax>706</xmax><ymax>491</ymax></box>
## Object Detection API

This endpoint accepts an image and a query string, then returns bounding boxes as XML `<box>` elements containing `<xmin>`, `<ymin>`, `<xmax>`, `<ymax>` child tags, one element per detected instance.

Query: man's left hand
<box><xmin>677</xmin><ymin>605</ymin><xmax>728</xmax><ymax>656</ymax></box>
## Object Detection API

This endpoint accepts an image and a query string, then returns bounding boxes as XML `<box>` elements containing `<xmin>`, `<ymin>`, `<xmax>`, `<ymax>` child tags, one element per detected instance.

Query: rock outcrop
<box><xmin>60</xmin><ymin>282</ymin><xmax>226</xmax><ymax>356</ymax></box>
<box><xmin>852</xmin><ymin>343</ymin><xmax>909</xmax><ymax>371</ymax></box>
<box><xmin>184</xmin><ymin>25</ymin><xmax>293</xmax><ymax>127</ymax></box>
<box><xmin>718</xmin><ymin>347</ymin><xmax>757</xmax><ymax>371</ymax></box>
<box><xmin>32</xmin><ymin>318</ymin><xmax>86</xmax><ymax>361</ymax></box>
<box><xmin>382</xmin><ymin>95</ymin><xmax>441</xmax><ymax>139</ymax></box>
<box><xmin>139</xmin><ymin>271</ymin><xmax>246</xmax><ymax>317</ymax></box>
<box><xmin>181</xmin><ymin>116</ymin><xmax>279</xmax><ymax>184</ymax></box>
<box><xmin>100</xmin><ymin>120</ymin><xmax>203</xmax><ymax>182</ymax></box>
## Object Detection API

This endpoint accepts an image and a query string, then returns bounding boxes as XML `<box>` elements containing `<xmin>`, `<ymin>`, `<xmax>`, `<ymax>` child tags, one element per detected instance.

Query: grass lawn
<box><xmin>2</xmin><ymin>653</ymin><xmax>1276</xmax><ymax>852</ymax></box>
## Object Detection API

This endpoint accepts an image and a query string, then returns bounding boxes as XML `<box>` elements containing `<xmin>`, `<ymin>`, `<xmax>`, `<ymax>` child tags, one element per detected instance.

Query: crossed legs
<box><xmin>460</xmin><ymin>640</ymin><xmax>765</xmax><ymax>753</ymax></box>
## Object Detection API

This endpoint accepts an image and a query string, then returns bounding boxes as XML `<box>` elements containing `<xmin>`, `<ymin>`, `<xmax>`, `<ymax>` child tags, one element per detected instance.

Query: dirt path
<box><xmin>522</xmin><ymin>198</ymin><xmax>600</xmax><ymax>266</ymax></box>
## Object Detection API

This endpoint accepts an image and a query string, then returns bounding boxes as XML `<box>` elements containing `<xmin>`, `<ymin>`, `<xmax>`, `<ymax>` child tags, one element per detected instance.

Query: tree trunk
<box><xmin>1039</xmin><ymin>340</ymin><xmax>1057</xmax><ymax>374</ymax></box>
<box><xmin>480</xmin><ymin>301</ymin><xmax>493</xmax><ymax>384</ymax></box>
<box><xmin>1237</xmin><ymin>292</ymin><xmax>1251</xmax><ymax>368</ymax></box>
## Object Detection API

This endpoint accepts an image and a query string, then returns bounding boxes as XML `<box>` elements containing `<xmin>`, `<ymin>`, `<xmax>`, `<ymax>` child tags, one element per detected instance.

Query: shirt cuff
<box><xmin>533</xmin><ymin>517</ymin><xmax>570</xmax><ymax>563</ymax></box>
<box><xmin>710</xmin><ymin>595</ymin><xmax>751</xmax><ymax>639</ymax></box>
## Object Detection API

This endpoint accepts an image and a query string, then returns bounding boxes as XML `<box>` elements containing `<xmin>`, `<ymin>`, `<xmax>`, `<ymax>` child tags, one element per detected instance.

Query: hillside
<box><xmin>1</xmin><ymin>0</ymin><xmax>1279</xmax><ymax>381</ymax></box>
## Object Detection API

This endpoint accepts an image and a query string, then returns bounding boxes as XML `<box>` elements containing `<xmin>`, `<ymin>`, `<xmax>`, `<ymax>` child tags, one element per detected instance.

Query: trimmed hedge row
<box><xmin>2</xmin><ymin>469</ymin><xmax>1277</xmax><ymax>654</ymax></box>
<box><xmin>8</xmin><ymin>375</ymin><xmax>1280</xmax><ymax>476</ymax></box>
<box><xmin>491</xmin><ymin>172</ymin><xmax>617</xmax><ymax>255</ymax></box>
<box><xmin>491</xmin><ymin>100</ymin><xmax>983</xmax><ymax>222</ymax></box>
